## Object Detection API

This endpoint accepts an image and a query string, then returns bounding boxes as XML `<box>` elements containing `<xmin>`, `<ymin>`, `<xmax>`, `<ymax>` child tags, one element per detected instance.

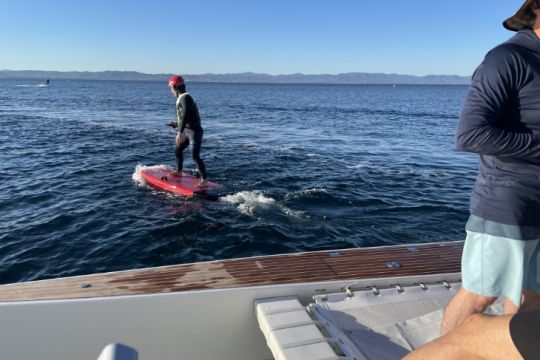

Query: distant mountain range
<box><xmin>0</xmin><ymin>70</ymin><xmax>471</xmax><ymax>85</ymax></box>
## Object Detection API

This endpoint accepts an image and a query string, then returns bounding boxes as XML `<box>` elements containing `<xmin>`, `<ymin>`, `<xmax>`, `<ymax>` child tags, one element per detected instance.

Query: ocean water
<box><xmin>0</xmin><ymin>80</ymin><xmax>476</xmax><ymax>284</ymax></box>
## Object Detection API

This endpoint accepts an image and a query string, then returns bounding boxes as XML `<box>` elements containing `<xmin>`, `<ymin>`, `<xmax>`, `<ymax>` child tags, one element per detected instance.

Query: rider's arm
<box><xmin>178</xmin><ymin>95</ymin><xmax>191</xmax><ymax>134</ymax></box>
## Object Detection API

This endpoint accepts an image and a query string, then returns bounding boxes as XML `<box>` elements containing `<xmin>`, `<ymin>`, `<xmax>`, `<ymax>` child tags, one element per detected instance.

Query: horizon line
<box><xmin>0</xmin><ymin>69</ymin><xmax>471</xmax><ymax>78</ymax></box>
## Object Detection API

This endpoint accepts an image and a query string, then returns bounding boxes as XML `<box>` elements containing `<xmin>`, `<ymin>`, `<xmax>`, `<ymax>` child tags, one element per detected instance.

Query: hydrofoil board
<box><xmin>140</xmin><ymin>167</ymin><xmax>228</xmax><ymax>200</ymax></box>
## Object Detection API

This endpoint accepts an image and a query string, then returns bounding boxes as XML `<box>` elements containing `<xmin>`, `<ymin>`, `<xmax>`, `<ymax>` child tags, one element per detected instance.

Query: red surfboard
<box><xmin>140</xmin><ymin>167</ymin><xmax>228</xmax><ymax>200</ymax></box>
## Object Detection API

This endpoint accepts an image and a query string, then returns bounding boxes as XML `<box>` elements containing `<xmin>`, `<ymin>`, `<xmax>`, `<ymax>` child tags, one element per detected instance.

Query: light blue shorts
<box><xmin>462</xmin><ymin>215</ymin><xmax>540</xmax><ymax>307</ymax></box>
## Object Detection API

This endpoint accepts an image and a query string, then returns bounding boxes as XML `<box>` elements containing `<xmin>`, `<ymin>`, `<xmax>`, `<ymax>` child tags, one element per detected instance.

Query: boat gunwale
<box><xmin>0</xmin><ymin>240</ymin><xmax>464</xmax><ymax>302</ymax></box>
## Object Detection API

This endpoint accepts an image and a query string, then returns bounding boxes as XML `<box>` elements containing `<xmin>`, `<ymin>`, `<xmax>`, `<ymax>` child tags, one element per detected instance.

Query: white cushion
<box><xmin>277</xmin><ymin>341</ymin><xmax>340</xmax><ymax>360</ymax></box>
<box><xmin>269</xmin><ymin>324</ymin><xmax>326</xmax><ymax>349</ymax></box>
<box><xmin>259</xmin><ymin>310</ymin><xmax>314</xmax><ymax>337</ymax></box>
<box><xmin>255</xmin><ymin>296</ymin><xmax>304</xmax><ymax>316</ymax></box>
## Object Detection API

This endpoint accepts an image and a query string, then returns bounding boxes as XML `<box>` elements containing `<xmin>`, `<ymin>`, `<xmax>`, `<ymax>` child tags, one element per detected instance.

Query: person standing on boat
<box><xmin>441</xmin><ymin>0</ymin><xmax>540</xmax><ymax>336</ymax></box>
<box><xmin>167</xmin><ymin>75</ymin><xmax>208</xmax><ymax>187</ymax></box>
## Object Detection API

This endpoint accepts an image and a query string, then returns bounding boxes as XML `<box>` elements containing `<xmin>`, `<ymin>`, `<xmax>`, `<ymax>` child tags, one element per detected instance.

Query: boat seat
<box><xmin>254</xmin><ymin>296</ymin><xmax>350</xmax><ymax>360</ymax></box>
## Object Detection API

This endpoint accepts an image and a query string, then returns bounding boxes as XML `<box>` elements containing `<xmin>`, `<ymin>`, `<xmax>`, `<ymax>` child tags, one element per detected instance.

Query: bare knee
<box><xmin>475</xmin><ymin>297</ymin><xmax>496</xmax><ymax>311</ymax></box>
<box><xmin>462</xmin><ymin>290</ymin><xmax>496</xmax><ymax>312</ymax></box>
<box><xmin>440</xmin><ymin>288</ymin><xmax>497</xmax><ymax>337</ymax></box>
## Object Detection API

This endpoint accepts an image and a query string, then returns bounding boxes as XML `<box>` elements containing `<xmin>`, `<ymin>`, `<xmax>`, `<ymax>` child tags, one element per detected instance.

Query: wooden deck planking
<box><xmin>0</xmin><ymin>241</ymin><xmax>463</xmax><ymax>302</ymax></box>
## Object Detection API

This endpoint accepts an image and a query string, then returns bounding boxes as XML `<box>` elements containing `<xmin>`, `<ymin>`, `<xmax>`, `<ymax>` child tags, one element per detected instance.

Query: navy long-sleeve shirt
<box><xmin>457</xmin><ymin>29</ymin><xmax>540</xmax><ymax>226</ymax></box>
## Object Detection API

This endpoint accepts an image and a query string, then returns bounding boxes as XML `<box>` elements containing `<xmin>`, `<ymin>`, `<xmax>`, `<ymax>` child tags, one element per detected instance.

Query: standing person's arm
<box><xmin>456</xmin><ymin>46</ymin><xmax>540</xmax><ymax>162</ymax></box>
<box><xmin>177</xmin><ymin>95</ymin><xmax>190</xmax><ymax>134</ymax></box>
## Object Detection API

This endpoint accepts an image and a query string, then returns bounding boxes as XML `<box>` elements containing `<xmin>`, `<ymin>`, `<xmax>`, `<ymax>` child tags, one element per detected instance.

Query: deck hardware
<box><xmin>320</xmin><ymin>295</ymin><xmax>328</xmax><ymax>302</ymax></box>
<box><xmin>346</xmin><ymin>286</ymin><xmax>354</xmax><ymax>298</ymax></box>
<box><xmin>80</xmin><ymin>283</ymin><xmax>92</xmax><ymax>289</ymax></box>
<box><xmin>371</xmin><ymin>286</ymin><xmax>381</xmax><ymax>296</ymax></box>
<box><xmin>329</xmin><ymin>252</ymin><xmax>341</xmax><ymax>258</ymax></box>
<box><xmin>407</xmin><ymin>247</ymin><xmax>419</xmax><ymax>253</ymax></box>
<box><xmin>443</xmin><ymin>281</ymin><xmax>451</xmax><ymax>289</ymax></box>
<box><xmin>395</xmin><ymin>285</ymin><xmax>404</xmax><ymax>293</ymax></box>
<box><xmin>419</xmin><ymin>283</ymin><xmax>428</xmax><ymax>291</ymax></box>
<box><xmin>386</xmin><ymin>261</ymin><xmax>401</xmax><ymax>269</ymax></box>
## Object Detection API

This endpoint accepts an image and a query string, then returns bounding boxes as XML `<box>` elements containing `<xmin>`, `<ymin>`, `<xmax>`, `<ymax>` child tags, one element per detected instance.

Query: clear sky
<box><xmin>0</xmin><ymin>0</ymin><xmax>524</xmax><ymax>76</ymax></box>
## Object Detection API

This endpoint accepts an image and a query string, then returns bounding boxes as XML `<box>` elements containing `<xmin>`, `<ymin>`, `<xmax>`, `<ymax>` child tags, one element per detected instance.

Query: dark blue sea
<box><xmin>0</xmin><ymin>80</ymin><xmax>476</xmax><ymax>284</ymax></box>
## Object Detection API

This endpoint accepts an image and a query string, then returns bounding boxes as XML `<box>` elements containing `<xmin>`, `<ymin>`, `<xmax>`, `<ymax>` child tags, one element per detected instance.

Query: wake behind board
<box><xmin>140</xmin><ymin>167</ymin><xmax>228</xmax><ymax>200</ymax></box>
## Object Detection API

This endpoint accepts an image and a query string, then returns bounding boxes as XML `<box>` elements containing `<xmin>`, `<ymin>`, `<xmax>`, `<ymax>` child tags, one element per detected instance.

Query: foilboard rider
<box><xmin>167</xmin><ymin>75</ymin><xmax>208</xmax><ymax>187</ymax></box>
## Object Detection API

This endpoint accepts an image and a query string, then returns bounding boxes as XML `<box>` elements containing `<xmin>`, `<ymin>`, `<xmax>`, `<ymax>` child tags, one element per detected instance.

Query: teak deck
<box><xmin>0</xmin><ymin>241</ymin><xmax>463</xmax><ymax>302</ymax></box>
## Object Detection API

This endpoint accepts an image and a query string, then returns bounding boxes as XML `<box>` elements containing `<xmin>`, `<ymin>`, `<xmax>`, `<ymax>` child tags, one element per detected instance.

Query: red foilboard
<box><xmin>140</xmin><ymin>167</ymin><xmax>228</xmax><ymax>200</ymax></box>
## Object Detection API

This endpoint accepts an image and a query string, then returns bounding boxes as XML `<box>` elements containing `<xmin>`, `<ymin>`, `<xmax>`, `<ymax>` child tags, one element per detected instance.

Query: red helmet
<box><xmin>168</xmin><ymin>75</ymin><xmax>184</xmax><ymax>87</ymax></box>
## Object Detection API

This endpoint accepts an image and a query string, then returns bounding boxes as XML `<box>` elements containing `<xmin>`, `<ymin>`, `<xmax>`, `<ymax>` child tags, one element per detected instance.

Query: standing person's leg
<box><xmin>440</xmin><ymin>288</ymin><xmax>496</xmax><ymax>336</ymax></box>
<box><xmin>505</xmin><ymin>297</ymin><xmax>520</xmax><ymax>315</ymax></box>
<box><xmin>441</xmin><ymin>216</ymin><xmax>533</xmax><ymax>335</ymax></box>
<box><xmin>520</xmin><ymin>239</ymin><xmax>540</xmax><ymax>312</ymax></box>
<box><xmin>190</xmin><ymin>129</ymin><xmax>207</xmax><ymax>180</ymax></box>
<box><xmin>441</xmin><ymin>222</ymin><xmax>497</xmax><ymax>335</ymax></box>
<box><xmin>405</xmin><ymin>313</ymin><xmax>523</xmax><ymax>360</ymax></box>
<box><xmin>175</xmin><ymin>132</ymin><xmax>189</xmax><ymax>173</ymax></box>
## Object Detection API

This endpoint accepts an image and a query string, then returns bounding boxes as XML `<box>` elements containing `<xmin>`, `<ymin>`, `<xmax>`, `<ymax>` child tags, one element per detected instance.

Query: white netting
<box><xmin>310</xmin><ymin>282</ymin><xmax>503</xmax><ymax>360</ymax></box>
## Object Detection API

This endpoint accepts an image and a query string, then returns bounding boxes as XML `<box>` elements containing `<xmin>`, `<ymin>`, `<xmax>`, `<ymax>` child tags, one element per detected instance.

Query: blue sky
<box><xmin>0</xmin><ymin>0</ymin><xmax>523</xmax><ymax>76</ymax></box>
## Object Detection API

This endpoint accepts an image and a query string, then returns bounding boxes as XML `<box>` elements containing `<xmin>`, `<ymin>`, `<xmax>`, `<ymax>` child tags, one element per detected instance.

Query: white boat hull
<box><xmin>0</xmin><ymin>273</ymin><xmax>459</xmax><ymax>360</ymax></box>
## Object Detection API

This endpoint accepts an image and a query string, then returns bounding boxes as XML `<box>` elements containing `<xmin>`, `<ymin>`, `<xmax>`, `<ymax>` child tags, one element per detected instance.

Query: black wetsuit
<box><xmin>174</xmin><ymin>92</ymin><xmax>207</xmax><ymax>179</ymax></box>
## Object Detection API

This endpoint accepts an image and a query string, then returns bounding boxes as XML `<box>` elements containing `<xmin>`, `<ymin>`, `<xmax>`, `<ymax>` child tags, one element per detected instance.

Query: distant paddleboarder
<box><xmin>167</xmin><ymin>75</ymin><xmax>208</xmax><ymax>187</ymax></box>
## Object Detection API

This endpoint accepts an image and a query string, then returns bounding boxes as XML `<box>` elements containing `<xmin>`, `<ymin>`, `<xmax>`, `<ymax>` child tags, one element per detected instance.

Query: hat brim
<box><xmin>503</xmin><ymin>0</ymin><xmax>537</xmax><ymax>31</ymax></box>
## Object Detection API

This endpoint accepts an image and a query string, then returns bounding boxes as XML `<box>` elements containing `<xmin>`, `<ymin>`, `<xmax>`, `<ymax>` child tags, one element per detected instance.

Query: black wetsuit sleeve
<box><xmin>178</xmin><ymin>95</ymin><xmax>188</xmax><ymax>133</ymax></box>
<box><xmin>455</xmin><ymin>46</ymin><xmax>540</xmax><ymax>162</ymax></box>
